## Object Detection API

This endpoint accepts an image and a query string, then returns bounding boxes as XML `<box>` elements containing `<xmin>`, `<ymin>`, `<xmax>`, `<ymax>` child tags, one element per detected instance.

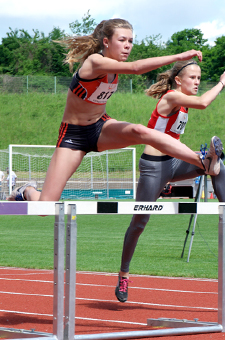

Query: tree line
<box><xmin>0</xmin><ymin>10</ymin><xmax>225</xmax><ymax>83</ymax></box>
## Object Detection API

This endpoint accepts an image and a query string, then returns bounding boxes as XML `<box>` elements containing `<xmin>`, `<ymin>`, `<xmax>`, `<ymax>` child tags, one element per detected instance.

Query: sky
<box><xmin>0</xmin><ymin>0</ymin><xmax>225</xmax><ymax>46</ymax></box>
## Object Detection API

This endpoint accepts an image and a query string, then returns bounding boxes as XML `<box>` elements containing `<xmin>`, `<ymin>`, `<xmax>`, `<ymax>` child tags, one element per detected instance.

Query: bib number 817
<box><xmin>97</xmin><ymin>91</ymin><xmax>114</xmax><ymax>100</ymax></box>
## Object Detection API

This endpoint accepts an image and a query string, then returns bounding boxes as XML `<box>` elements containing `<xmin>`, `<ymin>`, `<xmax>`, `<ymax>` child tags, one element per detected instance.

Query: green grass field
<box><xmin>0</xmin><ymin>198</ymin><xmax>219</xmax><ymax>279</ymax></box>
<box><xmin>0</xmin><ymin>90</ymin><xmax>224</xmax><ymax>279</ymax></box>
<box><xmin>1</xmin><ymin>91</ymin><xmax>225</xmax><ymax>165</ymax></box>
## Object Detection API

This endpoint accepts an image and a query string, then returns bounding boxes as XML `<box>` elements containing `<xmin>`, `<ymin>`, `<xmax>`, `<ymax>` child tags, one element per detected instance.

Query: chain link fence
<box><xmin>0</xmin><ymin>74</ymin><xmax>217</xmax><ymax>94</ymax></box>
<box><xmin>0</xmin><ymin>75</ymin><xmax>135</xmax><ymax>94</ymax></box>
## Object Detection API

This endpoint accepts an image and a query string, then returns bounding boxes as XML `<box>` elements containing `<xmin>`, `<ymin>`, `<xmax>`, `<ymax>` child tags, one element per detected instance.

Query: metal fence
<box><xmin>0</xmin><ymin>75</ymin><xmax>135</xmax><ymax>94</ymax></box>
<box><xmin>0</xmin><ymin>74</ymin><xmax>217</xmax><ymax>94</ymax></box>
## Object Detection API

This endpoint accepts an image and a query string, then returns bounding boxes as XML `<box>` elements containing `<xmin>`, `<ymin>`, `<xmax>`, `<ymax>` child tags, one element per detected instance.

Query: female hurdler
<box><xmin>8</xmin><ymin>19</ymin><xmax>222</xmax><ymax>203</ymax></box>
<box><xmin>115</xmin><ymin>59</ymin><xmax>225</xmax><ymax>303</ymax></box>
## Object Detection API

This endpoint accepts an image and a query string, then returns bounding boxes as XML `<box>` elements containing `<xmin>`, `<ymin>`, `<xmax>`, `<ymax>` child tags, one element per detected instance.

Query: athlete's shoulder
<box><xmin>162</xmin><ymin>89</ymin><xmax>185</xmax><ymax>103</ymax></box>
<box><xmin>163</xmin><ymin>89</ymin><xmax>175</xmax><ymax>98</ymax></box>
<box><xmin>86</xmin><ymin>53</ymin><xmax>104</xmax><ymax>65</ymax></box>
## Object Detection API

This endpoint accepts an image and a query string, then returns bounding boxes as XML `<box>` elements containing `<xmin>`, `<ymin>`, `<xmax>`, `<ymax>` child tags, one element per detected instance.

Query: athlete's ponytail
<box><xmin>145</xmin><ymin>70</ymin><xmax>172</xmax><ymax>99</ymax></box>
<box><xmin>145</xmin><ymin>59</ymin><xmax>198</xmax><ymax>99</ymax></box>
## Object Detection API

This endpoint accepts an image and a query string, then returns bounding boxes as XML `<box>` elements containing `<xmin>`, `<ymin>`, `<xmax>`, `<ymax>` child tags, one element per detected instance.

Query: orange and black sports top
<box><xmin>69</xmin><ymin>71</ymin><xmax>118</xmax><ymax>105</ymax></box>
<box><xmin>147</xmin><ymin>90</ymin><xmax>188</xmax><ymax>140</ymax></box>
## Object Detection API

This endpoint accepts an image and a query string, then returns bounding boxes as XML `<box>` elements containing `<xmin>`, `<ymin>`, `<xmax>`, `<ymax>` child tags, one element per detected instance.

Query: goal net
<box><xmin>0</xmin><ymin>145</ymin><xmax>136</xmax><ymax>200</ymax></box>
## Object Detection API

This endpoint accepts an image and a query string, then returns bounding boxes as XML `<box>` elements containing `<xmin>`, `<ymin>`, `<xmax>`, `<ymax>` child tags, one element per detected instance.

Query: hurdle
<box><xmin>0</xmin><ymin>201</ymin><xmax>225</xmax><ymax>339</ymax></box>
<box><xmin>181</xmin><ymin>175</ymin><xmax>208</xmax><ymax>262</ymax></box>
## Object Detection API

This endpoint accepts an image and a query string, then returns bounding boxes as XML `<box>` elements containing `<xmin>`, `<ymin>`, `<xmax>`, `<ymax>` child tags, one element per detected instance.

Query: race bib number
<box><xmin>170</xmin><ymin>111</ymin><xmax>188</xmax><ymax>135</ymax></box>
<box><xmin>88</xmin><ymin>82</ymin><xmax>118</xmax><ymax>104</ymax></box>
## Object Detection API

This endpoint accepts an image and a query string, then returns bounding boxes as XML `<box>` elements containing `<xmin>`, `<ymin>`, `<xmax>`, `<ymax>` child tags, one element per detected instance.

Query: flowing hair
<box><xmin>57</xmin><ymin>18</ymin><xmax>133</xmax><ymax>72</ymax></box>
<box><xmin>145</xmin><ymin>59</ymin><xmax>198</xmax><ymax>99</ymax></box>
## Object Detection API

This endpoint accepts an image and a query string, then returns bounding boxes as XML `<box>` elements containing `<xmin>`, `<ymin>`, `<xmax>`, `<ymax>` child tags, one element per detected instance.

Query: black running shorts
<box><xmin>56</xmin><ymin>113</ymin><xmax>111</xmax><ymax>153</ymax></box>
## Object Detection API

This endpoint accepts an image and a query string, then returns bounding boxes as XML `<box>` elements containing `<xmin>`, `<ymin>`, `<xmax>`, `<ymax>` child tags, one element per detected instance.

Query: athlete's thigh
<box><xmin>40</xmin><ymin>147</ymin><xmax>85</xmax><ymax>201</ymax></box>
<box><xmin>97</xmin><ymin>119</ymin><xmax>135</xmax><ymax>151</ymax></box>
<box><xmin>136</xmin><ymin>157</ymin><xmax>171</xmax><ymax>201</ymax></box>
<box><xmin>171</xmin><ymin>158</ymin><xmax>204</xmax><ymax>182</ymax></box>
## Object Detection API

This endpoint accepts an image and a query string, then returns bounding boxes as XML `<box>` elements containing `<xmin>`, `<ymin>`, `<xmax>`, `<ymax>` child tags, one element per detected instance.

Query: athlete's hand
<box><xmin>219</xmin><ymin>71</ymin><xmax>225</xmax><ymax>87</ymax></box>
<box><xmin>179</xmin><ymin>50</ymin><xmax>203</xmax><ymax>62</ymax></box>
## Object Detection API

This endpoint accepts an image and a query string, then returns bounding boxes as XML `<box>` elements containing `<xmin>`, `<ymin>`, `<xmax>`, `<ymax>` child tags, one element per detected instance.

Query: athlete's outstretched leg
<box><xmin>98</xmin><ymin>120</ymin><xmax>221</xmax><ymax>175</ymax></box>
<box><xmin>211</xmin><ymin>160</ymin><xmax>225</xmax><ymax>202</ymax></box>
<box><xmin>8</xmin><ymin>148</ymin><xmax>86</xmax><ymax>201</ymax></box>
<box><xmin>115</xmin><ymin>155</ymin><xmax>171</xmax><ymax>302</ymax></box>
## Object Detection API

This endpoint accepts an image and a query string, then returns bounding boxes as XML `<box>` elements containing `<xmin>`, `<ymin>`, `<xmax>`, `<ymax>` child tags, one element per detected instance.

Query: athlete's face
<box><xmin>177</xmin><ymin>65</ymin><xmax>201</xmax><ymax>95</ymax></box>
<box><xmin>105</xmin><ymin>28</ymin><xmax>133</xmax><ymax>61</ymax></box>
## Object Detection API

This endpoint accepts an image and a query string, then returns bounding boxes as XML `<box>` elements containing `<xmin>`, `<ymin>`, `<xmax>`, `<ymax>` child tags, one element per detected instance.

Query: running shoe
<box><xmin>7</xmin><ymin>181</ymin><xmax>37</xmax><ymax>201</ymax></box>
<box><xmin>201</xmin><ymin>136</ymin><xmax>223</xmax><ymax>176</ymax></box>
<box><xmin>115</xmin><ymin>275</ymin><xmax>130</xmax><ymax>303</ymax></box>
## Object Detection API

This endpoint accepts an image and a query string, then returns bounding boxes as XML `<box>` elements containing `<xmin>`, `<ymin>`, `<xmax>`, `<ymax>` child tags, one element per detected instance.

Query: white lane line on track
<box><xmin>0</xmin><ymin>278</ymin><xmax>52</xmax><ymax>283</ymax></box>
<box><xmin>75</xmin><ymin>297</ymin><xmax>217</xmax><ymax>311</ymax></box>
<box><xmin>0</xmin><ymin>291</ymin><xmax>53</xmax><ymax>297</ymax></box>
<box><xmin>75</xmin><ymin>316</ymin><xmax>146</xmax><ymax>326</ymax></box>
<box><xmin>75</xmin><ymin>272</ymin><xmax>219</xmax><ymax>282</ymax></box>
<box><xmin>0</xmin><ymin>309</ymin><xmax>52</xmax><ymax>317</ymax></box>
<box><xmin>0</xmin><ymin>279</ymin><xmax>217</xmax><ymax>295</ymax></box>
<box><xmin>0</xmin><ymin>309</ymin><xmax>146</xmax><ymax>326</ymax></box>
<box><xmin>0</xmin><ymin>271</ymin><xmax>53</xmax><ymax>276</ymax></box>
<box><xmin>0</xmin><ymin>269</ymin><xmax>218</xmax><ymax>282</ymax></box>
<box><xmin>0</xmin><ymin>293</ymin><xmax>217</xmax><ymax>311</ymax></box>
<box><xmin>76</xmin><ymin>283</ymin><xmax>217</xmax><ymax>295</ymax></box>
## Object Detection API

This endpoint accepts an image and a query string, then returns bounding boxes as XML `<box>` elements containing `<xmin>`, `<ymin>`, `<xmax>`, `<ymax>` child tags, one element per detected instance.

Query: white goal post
<box><xmin>0</xmin><ymin>145</ymin><xmax>136</xmax><ymax>200</ymax></box>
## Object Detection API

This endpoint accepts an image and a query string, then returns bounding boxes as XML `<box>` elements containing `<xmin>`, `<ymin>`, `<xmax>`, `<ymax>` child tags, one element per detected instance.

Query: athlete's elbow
<box><xmin>130</xmin><ymin>62</ymin><xmax>142</xmax><ymax>75</ymax></box>
<box><xmin>132</xmin><ymin>124</ymin><xmax>147</xmax><ymax>136</ymax></box>
<box><xmin>198</xmin><ymin>101</ymin><xmax>209</xmax><ymax>110</ymax></box>
<box><xmin>195</xmin><ymin>98</ymin><xmax>210</xmax><ymax>110</ymax></box>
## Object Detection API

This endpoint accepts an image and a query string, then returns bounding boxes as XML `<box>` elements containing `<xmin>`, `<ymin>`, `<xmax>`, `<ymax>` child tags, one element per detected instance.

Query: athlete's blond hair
<box><xmin>145</xmin><ymin>59</ymin><xmax>199</xmax><ymax>99</ymax></box>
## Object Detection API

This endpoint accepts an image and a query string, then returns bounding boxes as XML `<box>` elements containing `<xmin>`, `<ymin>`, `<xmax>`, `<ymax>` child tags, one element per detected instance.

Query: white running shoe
<box><xmin>7</xmin><ymin>181</ymin><xmax>37</xmax><ymax>201</ymax></box>
<box><xmin>201</xmin><ymin>136</ymin><xmax>223</xmax><ymax>176</ymax></box>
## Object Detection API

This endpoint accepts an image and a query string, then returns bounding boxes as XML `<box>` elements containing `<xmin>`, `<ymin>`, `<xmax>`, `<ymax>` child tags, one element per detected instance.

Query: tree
<box><xmin>208</xmin><ymin>36</ymin><xmax>225</xmax><ymax>81</ymax></box>
<box><xmin>0</xmin><ymin>27</ymin><xmax>69</xmax><ymax>76</ymax></box>
<box><xmin>69</xmin><ymin>10</ymin><xmax>97</xmax><ymax>35</ymax></box>
<box><xmin>166</xmin><ymin>28</ymin><xmax>208</xmax><ymax>54</ymax></box>
<box><xmin>0</xmin><ymin>28</ymin><xmax>34</xmax><ymax>74</ymax></box>
<box><xmin>164</xmin><ymin>28</ymin><xmax>212</xmax><ymax>81</ymax></box>
<box><xmin>0</xmin><ymin>16</ymin><xmax>219</xmax><ymax>82</ymax></box>
<box><xmin>122</xmin><ymin>34</ymin><xmax>168</xmax><ymax>87</ymax></box>
<box><xmin>48</xmin><ymin>27</ymin><xmax>71</xmax><ymax>76</ymax></box>
<box><xmin>199</xmin><ymin>44</ymin><xmax>213</xmax><ymax>81</ymax></box>
<box><xmin>0</xmin><ymin>11</ymin><xmax>98</xmax><ymax>76</ymax></box>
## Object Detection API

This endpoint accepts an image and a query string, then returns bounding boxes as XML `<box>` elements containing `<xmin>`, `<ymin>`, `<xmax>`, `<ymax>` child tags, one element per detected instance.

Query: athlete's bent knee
<box><xmin>131</xmin><ymin>214</ymin><xmax>150</xmax><ymax>233</ymax></box>
<box><xmin>131</xmin><ymin>124</ymin><xmax>148</xmax><ymax>137</ymax></box>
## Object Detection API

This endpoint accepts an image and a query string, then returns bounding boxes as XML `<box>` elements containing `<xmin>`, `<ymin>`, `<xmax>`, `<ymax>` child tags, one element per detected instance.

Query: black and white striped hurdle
<box><xmin>0</xmin><ymin>201</ymin><xmax>224</xmax><ymax>215</ymax></box>
<box><xmin>0</xmin><ymin>201</ymin><xmax>224</xmax><ymax>340</ymax></box>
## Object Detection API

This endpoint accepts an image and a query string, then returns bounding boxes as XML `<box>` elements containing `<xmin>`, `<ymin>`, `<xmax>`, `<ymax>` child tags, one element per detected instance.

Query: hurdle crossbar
<box><xmin>0</xmin><ymin>201</ymin><xmax>224</xmax><ymax>340</ymax></box>
<box><xmin>0</xmin><ymin>201</ymin><xmax>225</xmax><ymax>215</ymax></box>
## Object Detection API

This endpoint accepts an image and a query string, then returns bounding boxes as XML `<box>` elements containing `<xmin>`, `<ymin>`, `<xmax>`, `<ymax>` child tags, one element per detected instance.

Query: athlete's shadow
<box><xmin>80</xmin><ymin>300</ymin><xmax>211</xmax><ymax>314</ymax></box>
<box><xmin>0</xmin><ymin>312</ymin><xmax>52</xmax><ymax>326</ymax></box>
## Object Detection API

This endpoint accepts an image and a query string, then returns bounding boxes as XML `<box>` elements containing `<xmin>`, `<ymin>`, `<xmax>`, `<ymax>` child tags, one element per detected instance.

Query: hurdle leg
<box><xmin>186</xmin><ymin>213</ymin><xmax>198</xmax><ymax>263</ymax></box>
<box><xmin>53</xmin><ymin>203</ymin><xmax>65</xmax><ymax>340</ymax></box>
<box><xmin>64</xmin><ymin>204</ymin><xmax>77</xmax><ymax>340</ymax></box>
<box><xmin>218</xmin><ymin>205</ymin><xmax>225</xmax><ymax>330</ymax></box>
<box><xmin>181</xmin><ymin>175</ymin><xmax>203</xmax><ymax>259</ymax></box>
<box><xmin>204</xmin><ymin>174</ymin><xmax>208</xmax><ymax>202</ymax></box>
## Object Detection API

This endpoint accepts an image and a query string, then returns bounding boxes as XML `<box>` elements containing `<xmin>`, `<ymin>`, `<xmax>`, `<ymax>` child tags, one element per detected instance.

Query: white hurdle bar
<box><xmin>0</xmin><ymin>201</ymin><xmax>224</xmax><ymax>340</ymax></box>
<box><xmin>0</xmin><ymin>201</ymin><xmax>225</xmax><ymax>215</ymax></box>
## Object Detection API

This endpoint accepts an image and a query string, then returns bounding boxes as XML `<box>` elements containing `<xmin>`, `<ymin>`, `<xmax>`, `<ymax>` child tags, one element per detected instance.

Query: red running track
<box><xmin>0</xmin><ymin>267</ymin><xmax>224</xmax><ymax>339</ymax></box>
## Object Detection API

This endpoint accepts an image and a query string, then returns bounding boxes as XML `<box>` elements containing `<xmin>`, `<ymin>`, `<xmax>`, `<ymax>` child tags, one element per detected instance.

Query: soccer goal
<box><xmin>0</xmin><ymin>145</ymin><xmax>136</xmax><ymax>200</ymax></box>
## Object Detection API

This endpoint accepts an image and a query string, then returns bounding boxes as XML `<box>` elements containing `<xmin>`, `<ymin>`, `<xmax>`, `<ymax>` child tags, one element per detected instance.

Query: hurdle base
<box><xmin>0</xmin><ymin>321</ymin><xmax>223</xmax><ymax>340</ymax></box>
<box><xmin>73</xmin><ymin>320</ymin><xmax>223</xmax><ymax>340</ymax></box>
<box><xmin>147</xmin><ymin>317</ymin><xmax>221</xmax><ymax>328</ymax></box>
<box><xmin>0</xmin><ymin>327</ymin><xmax>56</xmax><ymax>340</ymax></box>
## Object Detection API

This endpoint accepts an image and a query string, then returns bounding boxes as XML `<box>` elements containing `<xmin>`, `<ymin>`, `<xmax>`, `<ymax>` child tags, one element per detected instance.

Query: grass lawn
<box><xmin>0</xmin><ymin>198</ymin><xmax>219</xmax><ymax>279</ymax></box>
